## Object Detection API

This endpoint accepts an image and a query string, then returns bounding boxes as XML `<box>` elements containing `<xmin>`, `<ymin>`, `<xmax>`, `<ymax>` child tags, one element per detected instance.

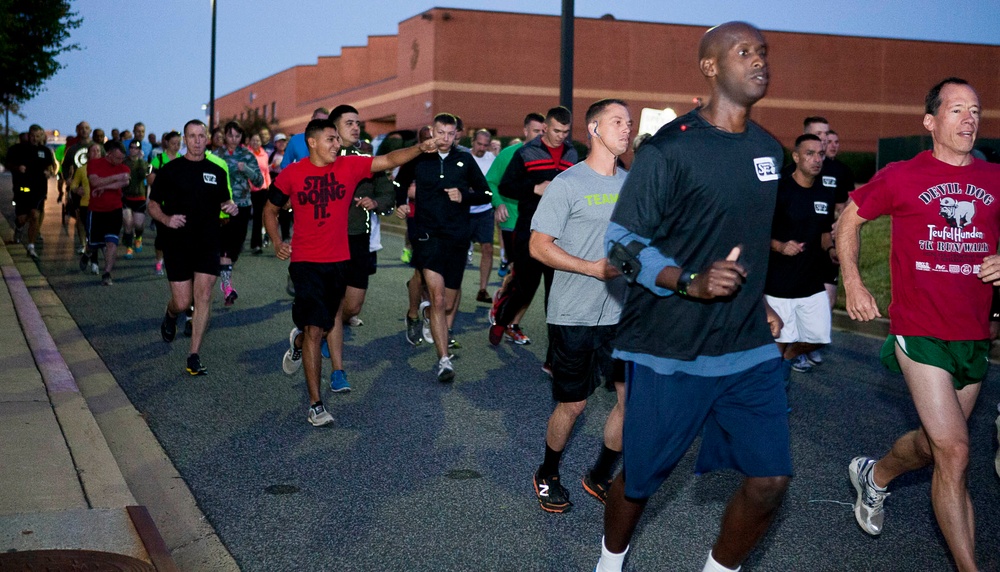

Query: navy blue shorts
<box><xmin>622</xmin><ymin>358</ymin><xmax>792</xmax><ymax>499</ymax></box>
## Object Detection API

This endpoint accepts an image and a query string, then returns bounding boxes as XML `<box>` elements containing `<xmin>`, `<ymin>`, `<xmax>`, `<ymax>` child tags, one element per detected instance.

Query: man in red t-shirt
<box><xmin>263</xmin><ymin>118</ymin><xmax>438</xmax><ymax>427</ymax></box>
<box><xmin>839</xmin><ymin>78</ymin><xmax>1000</xmax><ymax>572</ymax></box>
<box><xmin>86</xmin><ymin>141</ymin><xmax>131</xmax><ymax>285</ymax></box>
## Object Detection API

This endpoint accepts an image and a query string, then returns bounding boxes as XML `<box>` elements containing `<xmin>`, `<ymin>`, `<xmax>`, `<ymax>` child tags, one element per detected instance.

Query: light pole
<box><xmin>209</xmin><ymin>0</ymin><xmax>217</xmax><ymax>132</ymax></box>
<box><xmin>560</xmin><ymin>0</ymin><xmax>574</xmax><ymax>118</ymax></box>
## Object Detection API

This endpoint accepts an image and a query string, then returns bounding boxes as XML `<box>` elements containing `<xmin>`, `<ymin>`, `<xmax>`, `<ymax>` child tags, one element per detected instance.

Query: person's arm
<box><xmin>240</xmin><ymin>150</ymin><xmax>264</xmax><ymax>187</ymax></box>
<box><xmin>460</xmin><ymin>158</ymin><xmax>492</xmax><ymax>206</ymax></box>
<box><xmin>498</xmin><ymin>152</ymin><xmax>536</xmax><ymax>201</ymax></box>
<box><xmin>530</xmin><ymin>231</ymin><xmax>618</xmax><ymax>280</ymax></box>
<box><xmin>370</xmin><ymin>171</ymin><xmax>397</xmax><ymax>214</ymax></box>
<box><xmin>836</xmin><ymin>201</ymin><xmax>880</xmax><ymax>321</ymax></box>
<box><xmin>370</xmin><ymin>137</ymin><xmax>438</xmax><ymax>173</ymax></box>
<box><xmin>771</xmin><ymin>239</ymin><xmax>805</xmax><ymax>256</ymax></box>
<box><xmin>820</xmin><ymin>231</ymin><xmax>837</xmax><ymax>263</ymax></box>
<box><xmin>264</xmin><ymin>183</ymin><xmax>292</xmax><ymax>260</ymax></box>
<box><xmin>89</xmin><ymin>171</ymin><xmax>130</xmax><ymax>192</ymax></box>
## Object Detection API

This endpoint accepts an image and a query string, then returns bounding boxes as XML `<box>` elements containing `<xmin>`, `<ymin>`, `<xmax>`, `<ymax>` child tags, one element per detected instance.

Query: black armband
<box><xmin>267</xmin><ymin>183</ymin><xmax>289</xmax><ymax>208</ymax></box>
<box><xmin>608</xmin><ymin>240</ymin><xmax>645</xmax><ymax>283</ymax></box>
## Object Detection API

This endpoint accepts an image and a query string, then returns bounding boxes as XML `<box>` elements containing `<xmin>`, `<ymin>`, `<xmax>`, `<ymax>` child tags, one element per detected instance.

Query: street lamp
<box><xmin>209</xmin><ymin>0</ymin><xmax>217</xmax><ymax>132</ymax></box>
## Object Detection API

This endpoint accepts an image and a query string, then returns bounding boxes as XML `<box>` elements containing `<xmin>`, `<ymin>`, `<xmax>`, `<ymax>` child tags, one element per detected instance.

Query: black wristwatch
<box><xmin>676</xmin><ymin>271</ymin><xmax>697</xmax><ymax>297</ymax></box>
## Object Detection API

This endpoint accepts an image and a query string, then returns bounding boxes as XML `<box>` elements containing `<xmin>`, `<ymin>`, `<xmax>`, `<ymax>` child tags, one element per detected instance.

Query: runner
<box><xmin>86</xmin><ymin>140</ymin><xmax>131</xmax><ymax>285</ymax></box>
<box><xmin>121</xmin><ymin>139</ymin><xmax>150</xmax><ymax>260</ymax></box>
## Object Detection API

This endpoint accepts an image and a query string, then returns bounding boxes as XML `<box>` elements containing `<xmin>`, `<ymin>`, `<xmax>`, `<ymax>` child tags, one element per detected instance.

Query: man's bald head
<box><xmin>698</xmin><ymin>21</ymin><xmax>762</xmax><ymax>62</ymax></box>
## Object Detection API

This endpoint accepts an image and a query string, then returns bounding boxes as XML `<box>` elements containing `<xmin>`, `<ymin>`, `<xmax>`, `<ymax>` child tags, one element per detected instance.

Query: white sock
<box><xmin>703</xmin><ymin>551</ymin><xmax>740</xmax><ymax>572</ymax></box>
<box><xmin>595</xmin><ymin>536</ymin><xmax>628</xmax><ymax>572</ymax></box>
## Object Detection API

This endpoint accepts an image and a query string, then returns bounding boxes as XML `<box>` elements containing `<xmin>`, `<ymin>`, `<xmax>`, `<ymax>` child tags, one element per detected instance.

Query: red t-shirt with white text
<box><xmin>273</xmin><ymin>155</ymin><xmax>374</xmax><ymax>263</ymax></box>
<box><xmin>853</xmin><ymin>151</ymin><xmax>1000</xmax><ymax>340</ymax></box>
<box><xmin>86</xmin><ymin>157</ymin><xmax>129</xmax><ymax>212</ymax></box>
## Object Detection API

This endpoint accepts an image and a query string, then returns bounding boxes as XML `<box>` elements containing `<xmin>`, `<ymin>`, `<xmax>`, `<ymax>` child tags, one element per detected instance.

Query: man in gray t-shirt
<box><xmin>526</xmin><ymin>99</ymin><xmax>631</xmax><ymax>514</ymax></box>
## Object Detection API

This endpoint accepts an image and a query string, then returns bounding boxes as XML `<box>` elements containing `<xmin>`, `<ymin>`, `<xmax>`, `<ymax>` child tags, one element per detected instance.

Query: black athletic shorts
<box><xmin>548</xmin><ymin>324</ymin><xmax>624</xmax><ymax>402</ymax></box>
<box><xmin>87</xmin><ymin>209</ymin><xmax>123</xmax><ymax>247</ymax></box>
<box><xmin>163</xmin><ymin>241</ymin><xmax>221</xmax><ymax>283</ymax></box>
<box><xmin>412</xmin><ymin>233</ymin><xmax>467</xmax><ymax>290</ymax></box>
<box><xmin>14</xmin><ymin>189</ymin><xmax>44</xmax><ymax>217</ymax></box>
<box><xmin>290</xmin><ymin>261</ymin><xmax>348</xmax><ymax>331</ymax></box>
<box><xmin>345</xmin><ymin>232</ymin><xmax>377</xmax><ymax>289</ymax></box>
<box><xmin>123</xmin><ymin>198</ymin><xmax>147</xmax><ymax>214</ymax></box>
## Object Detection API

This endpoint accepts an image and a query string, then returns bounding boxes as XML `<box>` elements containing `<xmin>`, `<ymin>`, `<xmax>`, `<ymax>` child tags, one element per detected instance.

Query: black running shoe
<box><xmin>186</xmin><ymin>353</ymin><xmax>207</xmax><ymax>376</ymax></box>
<box><xmin>161</xmin><ymin>312</ymin><xmax>177</xmax><ymax>343</ymax></box>
<box><xmin>533</xmin><ymin>470</ymin><xmax>572</xmax><ymax>513</ymax></box>
<box><xmin>582</xmin><ymin>472</ymin><xmax>613</xmax><ymax>505</ymax></box>
<box><xmin>183</xmin><ymin>315</ymin><xmax>193</xmax><ymax>337</ymax></box>
<box><xmin>78</xmin><ymin>253</ymin><xmax>89</xmax><ymax>272</ymax></box>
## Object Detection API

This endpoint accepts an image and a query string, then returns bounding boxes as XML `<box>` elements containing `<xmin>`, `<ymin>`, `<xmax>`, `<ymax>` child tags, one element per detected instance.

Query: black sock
<box><xmin>312</xmin><ymin>400</ymin><xmax>323</xmax><ymax>408</ymax></box>
<box><xmin>590</xmin><ymin>445</ymin><xmax>622</xmax><ymax>482</ymax></box>
<box><xmin>539</xmin><ymin>443</ymin><xmax>563</xmax><ymax>478</ymax></box>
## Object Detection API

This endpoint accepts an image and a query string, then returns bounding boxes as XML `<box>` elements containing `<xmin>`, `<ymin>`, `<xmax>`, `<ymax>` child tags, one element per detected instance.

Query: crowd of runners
<box><xmin>6</xmin><ymin>20</ymin><xmax>1000</xmax><ymax>571</ymax></box>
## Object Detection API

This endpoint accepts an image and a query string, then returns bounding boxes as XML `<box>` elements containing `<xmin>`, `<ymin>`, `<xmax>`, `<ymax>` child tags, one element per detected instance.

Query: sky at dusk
<box><xmin>12</xmin><ymin>0</ymin><xmax>1000</xmax><ymax>139</ymax></box>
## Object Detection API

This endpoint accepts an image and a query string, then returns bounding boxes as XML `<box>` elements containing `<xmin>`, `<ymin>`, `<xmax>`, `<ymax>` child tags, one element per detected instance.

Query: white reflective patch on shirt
<box><xmin>754</xmin><ymin>157</ymin><xmax>779</xmax><ymax>181</ymax></box>
<box><xmin>203</xmin><ymin>173</ymin><xmax>217</xmax><ymax>184</ymax></box>
<box><xmin>822</xmin><ymin>176</ymin><xmax>837</xmax><ymax>187</ymax></box>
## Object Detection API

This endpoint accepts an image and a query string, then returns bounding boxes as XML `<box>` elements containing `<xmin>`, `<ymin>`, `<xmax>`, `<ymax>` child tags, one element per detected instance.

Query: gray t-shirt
<box><xmin>531</xmin><ymin>161</ymin><xmax>627</xmax><ymax>326</ymax></box>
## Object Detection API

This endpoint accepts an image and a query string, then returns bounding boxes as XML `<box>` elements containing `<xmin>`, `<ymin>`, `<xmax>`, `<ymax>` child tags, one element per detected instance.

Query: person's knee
<box><xmin>556</xmin><ymin>399</ymin><xmax>587</xmax><ymax>418</ymax></box>
<box><xmin>481</xmin><ymin>242</ymin><xmax>493</xmax><ymax>256</ymax></box>
<box><xmin>930</xmin><ymin>439</ymin><xmax>970</xmax><ymax>475</ymax></box>
<box><xmin>744</xmin><ymin>476</ymin><xmax>790</xmax><ymax>510</ymax></box>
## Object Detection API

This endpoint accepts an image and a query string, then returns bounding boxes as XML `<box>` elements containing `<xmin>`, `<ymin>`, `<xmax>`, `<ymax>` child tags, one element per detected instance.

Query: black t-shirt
<box><xmin>822</xmin><ymin>157</ymin><xmax>855</xmax><ymax>205</ymax></box>
<box><xmin>765</xmin><ymin>175</ymin><xmax>835</xmax><ymax>298</ymax></box>
<box><xmin>611</xmin><ymin>109</ymin><xmax>783</xmax><ymax>361</ymax></box>
<box><xmin>8</xmin><ymin>142</ymin><xmax>54</xmax><ymax>194</ymax></box>
<box><xmin>148</xmin><ymin>157</ymin><xmax>230</xmax><ymax>247</ymax></box>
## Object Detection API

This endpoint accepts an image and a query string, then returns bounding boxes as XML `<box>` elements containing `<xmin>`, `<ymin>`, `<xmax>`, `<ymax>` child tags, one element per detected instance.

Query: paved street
<box><xmin>3</xmin><ymin>178</ymin><xmax>999</xmax><ymax>571</ymax></box>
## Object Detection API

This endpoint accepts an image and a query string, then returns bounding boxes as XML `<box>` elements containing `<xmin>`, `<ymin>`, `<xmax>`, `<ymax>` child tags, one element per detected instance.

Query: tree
<box><xmin>0</xmin><ymin>0</ymin><xmax>81</xmax><ymax>110</ymax></box>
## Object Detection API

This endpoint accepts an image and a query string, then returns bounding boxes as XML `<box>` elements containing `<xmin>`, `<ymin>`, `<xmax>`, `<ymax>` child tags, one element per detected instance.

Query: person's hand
<box><xmin>445</xmin><ymin>188</ymin><xmax>462</xmax><ymax>203</ymax></box>
<box><xmin>978</xmin><ymin>254</ymin><xmax>1000</xmax><ymax>285</ymax></box>
<box><xmin>165</xmin><ymin>214</ymin><xmax>186</xmax><ymax>229</ymax></box>
<box><xmin>237</xmin><ymin>161</ymin><xmax>247</xmax><ymax>172</ymax></box>
<box><xmin>685</xmin><ymin>246</ymin><xmax>746</xmax><ymax>300</ymax></box>
<box><xmin>221</xmin><ymin>201</ymin><xmax>239</xmax><ymax>215</ymax></box>
<box><xmin>354</xmin><ymin>197</ymin><xmax>376</xmax><ymax>210</ymax></box>
<box><xmin>778</xmin><ymin>241</ymin><xmax>805</xmax><ymax>256</ymax></box>
<box><xmin>494</xmin><ymin>203</ymin><xmax>509</xmax><ymax>223</ymax></box>
<box><xmin>828</xmin><ymin>247</ymin><xmax>839</xmax><ymax>264</ymax></box>
<box><xmin>419</xmin><ymin>137</ymin><xmax>439</xmax><ymax>153</ymax></box>
<box><xmin>533</xmin><ymin>181</ymin><xmax>550</xmax><ymax>196</ymax></box>
<box><xmin>17</xmin><ymin>165</ymin><xmax>26</xmax><ymax>173</ymax></box>
<box><xmin>765</xmin><ymin>299</ymin><xmax>783</xmax><ymax>338</ymax></box>
<box><xmin>590</xmin><ymin>258</ymin><xmax>621</xmax><ymax>281</ymax></box>
<box><xmin>844</xmin><ymin>281</ymin><xmax>881</xmax><ymax>321</ymax></box>
<box><xmin>274</xmin><ymin>241</ymin><xmax>292</xmax><ymax>261</ymax></box>
<box><xmin>394</xmin><ymin>204</ymin><xmax>410</xmax><ymax>219</ymax></box>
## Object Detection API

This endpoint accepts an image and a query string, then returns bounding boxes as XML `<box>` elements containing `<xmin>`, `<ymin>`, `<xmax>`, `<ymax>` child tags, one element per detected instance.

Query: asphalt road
<box><xmin>3</xmin><ymin>176</ymin><xmax>999</xmax><ymax>571</ymax></box>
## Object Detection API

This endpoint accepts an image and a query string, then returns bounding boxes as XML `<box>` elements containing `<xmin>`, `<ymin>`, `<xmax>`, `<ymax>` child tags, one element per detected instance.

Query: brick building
<box><xmin>215</xmin><ymin>7</ymin><xmax>1000</xmax><ymax>153</ymax></box>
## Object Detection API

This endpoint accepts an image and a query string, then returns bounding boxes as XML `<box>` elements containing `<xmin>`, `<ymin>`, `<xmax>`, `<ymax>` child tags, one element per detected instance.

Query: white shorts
<box><xmin>766</xmin><ymin>291</ymin><xmax>832</xmax><ymax>344</ymax></box>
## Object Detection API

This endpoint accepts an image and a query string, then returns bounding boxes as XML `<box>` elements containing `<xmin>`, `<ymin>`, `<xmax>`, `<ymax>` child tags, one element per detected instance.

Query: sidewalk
<box><xmin>0</xmin><ymin>178</ymin><xmax>237</xmax><ymax>570</ymax></box>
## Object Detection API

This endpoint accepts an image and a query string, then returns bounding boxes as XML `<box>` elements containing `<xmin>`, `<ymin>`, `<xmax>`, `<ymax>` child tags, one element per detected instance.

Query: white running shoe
<box><xmin>436</xmin><ymin>355</ymin><xmax>455</xmax><ymax>383</ymax></box>
<box><xmin>282</xmin><ymin>328</ymin><xmax>302</xmax><ymax>375</ymax></box>
<box><xmin>419</xmin><ymin>300</ymin><xmax>433</xmax><ymax>343</ymax></box>
<box><xmin>308</xmin><ymin>404</ymin><xmax>334</xmax><ymax>427</ymax></box>
<box><xmin>849</xmin><ymin>456</ymin><xmax>889</xmax><ymax>536</ymax></box>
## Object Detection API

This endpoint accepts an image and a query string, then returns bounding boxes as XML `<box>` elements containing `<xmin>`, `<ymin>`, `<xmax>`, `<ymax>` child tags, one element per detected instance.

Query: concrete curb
<box><xmin>0</xmin><ymin>208</ymin><xmax>238</xmax><ymax>571</ymax></box>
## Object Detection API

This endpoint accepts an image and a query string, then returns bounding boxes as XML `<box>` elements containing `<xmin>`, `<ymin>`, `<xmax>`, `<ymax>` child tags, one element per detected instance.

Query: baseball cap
<box><xmin>273</xmin><ymin>133</ymin><xmax>288</xmax><ymax>141</ymax></box>
<box><xmin>129</xmin><ymin>139</ymin><xmax>143</xmax><ymax>149</ymax></box>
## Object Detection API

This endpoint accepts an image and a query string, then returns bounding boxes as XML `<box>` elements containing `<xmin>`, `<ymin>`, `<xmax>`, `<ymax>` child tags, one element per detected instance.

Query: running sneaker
<box><xmin>101</xmin><ymin>272</ymin><xmax>113</xmax><ymax>286</ymax></box>
<box><xmin>282</xmin><ymin>328</ymin><xmax>303</xmax><ymax>374</ymax></box>
<box><xmin>308</xmin><ymin>403</ymin><xmax>334</xmax><ymax>427</ymax></box>
<box><xmin>806</xmin><ymin>350</ymin><xmax>824</xmax><ymax>366</ymax></box>
<box><xmin>90</xmin><ymin>262</ymin><xmax>100</xmax><ymax>275</ymax></box>
<box><xmin>182</xmin><ymin>314</ymin><xmax>193</xmax><ymax>337</ymax></box>
<box><xmin>124</xmin><ymin>247</ymin><xmax>134</xmax><ymax>259</ymax></box>
<box><xmin>26</xmin><ymin>245</ymin><xmax>39</xmax><ymax>261</ymax></box>
<box><xmin>582</xmin><ymin>472</ymin><xmax>613</xmax><ymax>505</ymax></box>
<box><xmin>186</xmin><ymin>353</ymin><xmax>208</xmax><ymax>376</ymax></box>
<box><xmin>405</xmin><ymin>316</ymin><xmax>423</xmax><ymax>346</ymax></box>
<box><xmin>467</xmin><ymin>246</ymin><xmax>474</xmax><ymax>265</ymax></box>
<box><xmin>224</xmin><ymin>287</ymin><xmax>238</xmax><ymax>307</ymax></box>
<box><xmin>134</xmin><ymin>236</ymin><xmax>143</xmax><ymax>252</ymax></box>
<box><xmin>154</xmin><ymin>260</ymin><xmax>164</xmax><ymax>276</ymax></box>
<box><xmin>505</xmin><ymin>325</ymin><xmax>531</xmax><ymax>345</ymax></box>
<box><xmin>448</xmin><ymin>337</ymin><xmax>461</xmax><ymax>349</ymax></box>
<box><xmin>476</xmin><ymin>289</ymin><xmax>492</xmax><ymax>303</ymax></box>
<box><xmin>160</xmin><ymin>312</ymin><xmax>178</xmax><ymax>343</ymax></box>
<box><xmin>791</xmin><ymin>354</ymin><xmax>812</xmax><ymax>373</ymax></box>
<box><xmin>498</xmin><ymin>259</ymin><xmax>509</xmax><ymax>278</ymax></box>
<box><xmin>419</xmin><ymin>300</ymin><xmax>433</xmax><ymax>344</ymax></box>
<box><xmin>436</xmin><ymin>355</ymin><xmax>455</xmax><ymax>383</ymax></box>
<box><xmin>321</xmin><ymin>338</ymin><xmax>330</xmax><ymax>359</ymax></box>
<box><xmin>251</xmin><ymin>246</ymin><xmax>263</xmax><ymax>255</ymax></box>
<box><xmin>348</xmin><ymin>315</ymin><xmax>364</xmax><ymax>327</ymax></box>
<box><xmin>849</xmin><ymin>456</ymin><xmax>889</xmax><ymax>536</ymax></box>
<box><xmin>79</xmin><ymin>254</ymin><xmax>90</xmax><ymax>272</ymax></box>
<box><xmin>533</xmin><ymin>470</ymin><xmax>572</xmax><ymax>513</ymax></box>
<box><xmin>77</xmin><ymin>246</ymin><xmax>87</xmax><ymax>255</ymax></box>
<box><xmin>488</xmin><ymin>324</ymin><xmax>505</xmax><ymax>346</ymax></box>
<box><xmin>330</xmin><ymin>370</ymin><xmax>351</xmax><ymax>393</ymax></box>
<box><xmin>400</xmin><ymin>247</ymin><xmax>412</xmax><ymax>264</ymax></box>
<box><xmin>541</xmin><ymin>362</ymin><xmax>553</xmax><ymax>377</ymax></box>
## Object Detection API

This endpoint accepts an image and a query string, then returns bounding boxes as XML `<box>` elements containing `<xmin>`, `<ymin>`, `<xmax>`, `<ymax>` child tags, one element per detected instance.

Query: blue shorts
<box><xmin>622</xmin><ymin>358</ymin><xmax>792</xmax><ymax>499</ymax></box>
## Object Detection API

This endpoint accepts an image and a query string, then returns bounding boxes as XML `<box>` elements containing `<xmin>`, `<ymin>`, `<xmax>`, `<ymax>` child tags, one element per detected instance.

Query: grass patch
<box><xmin>837</xmin><ymin>216</ymin><xmax>891</xmax><ymax>315</ymax></box>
